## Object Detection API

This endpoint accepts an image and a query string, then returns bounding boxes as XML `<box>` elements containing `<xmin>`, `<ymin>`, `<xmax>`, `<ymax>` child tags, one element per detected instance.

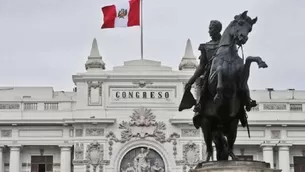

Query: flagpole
<box><xmin>140</xmin><ymin>0</ymin><xmax>144</xmax><ymax>60</ymax></box>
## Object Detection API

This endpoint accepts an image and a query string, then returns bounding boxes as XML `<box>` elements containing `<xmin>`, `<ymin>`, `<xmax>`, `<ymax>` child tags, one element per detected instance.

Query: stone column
<box><xmin>0</xmin><ymin>146</ymin><xmax>3</xmax><ymax>172</ymax></box>
<box><xmin>278</xmin><ymin>144</ymin><xmax>291</xmax><ymax>172</ymax></box>
<box><xmin>9</xmin><ymin>145</ymin><xmax>21</xmax><ymax>172</ymax></box>
<box><xmin>260</xmin><ymin>144</ymin><xmax>274</xmax><ymax>168</ymax></box>
<box><xmin>60</xmin><ymin>145</ymin><xmax>72</xmax><ymax>172</ymax></box>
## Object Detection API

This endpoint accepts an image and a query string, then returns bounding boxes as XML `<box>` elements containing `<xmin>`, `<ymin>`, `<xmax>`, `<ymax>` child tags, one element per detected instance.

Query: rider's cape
<box><xmin>178</xmin><ymin>89</ymin><xmax>196</xmax><ymax>111</ymax></box>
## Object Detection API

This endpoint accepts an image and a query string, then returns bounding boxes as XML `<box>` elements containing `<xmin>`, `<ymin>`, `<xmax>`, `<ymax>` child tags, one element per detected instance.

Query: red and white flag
<box><xmin>101</xmin><ymin>0</ymin><xmax>140</xmax><ymax>29</ymax></box>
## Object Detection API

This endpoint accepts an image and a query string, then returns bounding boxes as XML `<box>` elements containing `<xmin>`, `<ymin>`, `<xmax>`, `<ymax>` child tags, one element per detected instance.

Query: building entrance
<box><xmin>294</xmin><ymin>156</ymin><xmax>305</xmax><ymax>172</ymax></box>
<box><xmin>31</xmin><ymin>156</ymin><xmax>53</xmax><ymax>172</ymax></box>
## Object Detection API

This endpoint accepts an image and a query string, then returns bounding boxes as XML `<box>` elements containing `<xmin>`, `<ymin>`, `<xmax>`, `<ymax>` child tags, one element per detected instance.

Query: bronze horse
<box><xmin>199</xmin><ymin>11</ymin><xmax>268</xmax><ymax>161</ymax></box>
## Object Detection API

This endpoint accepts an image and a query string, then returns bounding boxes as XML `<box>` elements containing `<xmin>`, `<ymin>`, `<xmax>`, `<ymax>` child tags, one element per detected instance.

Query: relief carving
<box><xmin>263</xmin><ymin>103</ymin><xmax>287</xmax><ymax>110</ymax></box>
<box><xmin>1</xmin><ymin>129</ymin><xmax>12</xmax><ymax>137</ymax></box>
<box><xmin>87</xmin><ymin>81</ymin><xmax>103</xmax><ymax>106</ymax></box>
<box><xmin>132</xmin><ymin>80</ymin><xmax>153</xmax><ymax>88</ymax></box>
<box><xmin>75</xmin><ymin>143</ymin><xmax>84</xmax><ymax>160</ymax></box>
<box><xmin>271</xmin><ymin>130</ymin><xmax>281</xmax><ymax>139</ymax></box>
<box><xmin>86</xmin><ymin>128</ymin><xmax>104</xmax><ymax>136</ymax></box>
<box><xmin>99</xmin><ymin>164</ymin><xmax>103</xmax><ymax>172</ymax></box>
<box><xmin>129</xmin><ymin>107</ymin><xmax>156</xmax><ymax>127</ymax></box>
<box><xmin>183</xmin><ymin>142</ymin><xmax>200</xmax><ymax>167</ymax></box>
<box><xmin>75</xmin><ymin>129</ymin><xmax>83</xmax><ymax>137</ymax></box>
<box><xmin>0</xmin><ymin>104</ymin><xmax>20</xmax><ymax>109</ymax></box>
<box><xmin>175</xmin><ymin>141</ymin><xmax>200</xmax><ymax>172</ymax></box>
<box><xmin>106</xmin><ymin>107</ymin><xmax>180</xmax><ymax>158</ymax></box>
<box><xmin>86</xmin><ymin>141</ymin><xmax>103</xmax><ymax>172</ymax></box>
<box><xmin>181</xmin><ymin>129</ymin><xmax>200</xmax><ymax>137</ymax></box>
<box><xmin>120</xmin><ymin>147</ymin><xmax>165</xmax><ymax>172</ymax></box>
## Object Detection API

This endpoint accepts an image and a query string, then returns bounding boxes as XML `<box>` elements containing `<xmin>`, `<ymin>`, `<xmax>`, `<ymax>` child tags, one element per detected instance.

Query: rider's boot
<box><xmin>193</xmin><ymin>104</ymin><xmax>202</xmax><ymax>129</ymax></box>
<box><xmin>242</xmin><ymin>85</ymin><xmax>257</xmax><ymax>111</ymax></box>
<box><xmin>193</xmin><ymin>112</ymin><xmax>201</xmax><ymax>129</ymax></box>
<box><xmin>245</xmin><ymin>97</ymin><xmax>257</xmax><ymax>111</ymax></box>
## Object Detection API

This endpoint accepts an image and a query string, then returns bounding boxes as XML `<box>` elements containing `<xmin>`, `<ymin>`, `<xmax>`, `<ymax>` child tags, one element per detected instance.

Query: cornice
<box><xmin>0</xmin><ymin>118</ymin><xmax>116</xmax><ymax>126</ymax></box>
<box><xmin>72</xmin><ymin>73</ymin><xmax>192</xmax><ymax>83</ymax></box>
<box><xmin>169</xmin><ymin>118</ymin><xmax>305</xmax><ymax>126</ymax></box>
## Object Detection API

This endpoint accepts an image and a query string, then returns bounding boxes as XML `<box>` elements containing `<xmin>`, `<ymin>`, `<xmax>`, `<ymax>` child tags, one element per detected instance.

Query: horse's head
<box><xmin>230</xmin><ymin>11</ymin><xmax>257</xmax><ymax>46</ymax></box>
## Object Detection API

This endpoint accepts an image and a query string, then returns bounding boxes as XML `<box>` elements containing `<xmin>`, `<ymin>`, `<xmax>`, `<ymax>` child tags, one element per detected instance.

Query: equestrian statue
<box><xmin>179</xmin><ymin>11</ymin><xmax>268</xmax><ymax>161</ymax></box>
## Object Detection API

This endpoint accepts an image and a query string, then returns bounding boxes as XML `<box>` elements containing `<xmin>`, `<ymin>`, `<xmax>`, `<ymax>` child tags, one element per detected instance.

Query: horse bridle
<box><xmin>211</xmin><ymin>23</ymin><xmax>245</xmax><ymax>64</ymax></box>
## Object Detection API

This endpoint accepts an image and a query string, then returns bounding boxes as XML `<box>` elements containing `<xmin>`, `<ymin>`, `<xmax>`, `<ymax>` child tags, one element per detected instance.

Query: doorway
<box><xmin>31</xmin><ymin>156</ymin><xmax>53</xmax><ymax>172</ymax></box>
<box><xmin>294</xmin><ymin>156</ymin><xmax>305</xmax><ymax>172</ymax></box>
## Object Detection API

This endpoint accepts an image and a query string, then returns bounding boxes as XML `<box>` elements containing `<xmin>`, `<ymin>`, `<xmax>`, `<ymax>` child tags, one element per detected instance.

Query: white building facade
<box><xmin>0</xmin><ymin>39</ymin><xmax>304</xmax><ymax>172</ymax></box>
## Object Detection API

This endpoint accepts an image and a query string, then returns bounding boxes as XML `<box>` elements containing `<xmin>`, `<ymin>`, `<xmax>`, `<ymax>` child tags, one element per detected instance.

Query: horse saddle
<box><xmin>178</xmin><ymin>89</ymin><xmax>196</xmax><ymax>111</ymax></box>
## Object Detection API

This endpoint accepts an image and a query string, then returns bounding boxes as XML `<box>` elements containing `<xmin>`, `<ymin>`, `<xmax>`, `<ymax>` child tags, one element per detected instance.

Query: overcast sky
<box><xmin>0</xmin><ymin>0</ymin><xmax>304</xmax><ymax>91</ymax></box>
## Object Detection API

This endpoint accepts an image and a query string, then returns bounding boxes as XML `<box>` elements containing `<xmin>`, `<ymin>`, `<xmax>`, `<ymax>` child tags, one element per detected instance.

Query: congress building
<box><xmin>0</xmin><ymin>38</ymin><xmax>304</xmax><ymax>172</ymax></box>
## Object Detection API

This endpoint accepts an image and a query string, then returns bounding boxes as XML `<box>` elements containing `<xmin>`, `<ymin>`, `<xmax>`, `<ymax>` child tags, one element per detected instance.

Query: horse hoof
<box><xmin>229</xmin><ymin>152</ymin><xmax>239</xmax><ymax>160</ymax></box>
<box><xmin>258</xmin><ymin>61</ymin><xmax>268</xmax><ymax>68</ymax></box>
<box><xmin>205</xmin><ymin>153</ymin><xmax>213</xmax><ymax>162</ymax></box>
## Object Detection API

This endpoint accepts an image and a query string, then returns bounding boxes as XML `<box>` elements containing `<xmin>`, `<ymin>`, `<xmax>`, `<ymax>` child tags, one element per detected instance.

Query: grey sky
<box><xmin>0</xmin><ymin>0</ymin><xmax>304</xmax><ymax>91</ymax></box>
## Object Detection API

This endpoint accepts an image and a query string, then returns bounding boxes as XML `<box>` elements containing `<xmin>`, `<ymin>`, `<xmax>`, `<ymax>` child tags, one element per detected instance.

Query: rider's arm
<box><xmin>187</xmin><ymin>45</ymin><xmax>207</xmax><ymax>85</ymax></box>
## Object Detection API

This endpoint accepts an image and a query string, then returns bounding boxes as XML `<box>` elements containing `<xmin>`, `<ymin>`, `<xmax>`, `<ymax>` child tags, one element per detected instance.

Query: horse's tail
<box><xmin>213</xmin><ymin>131</ymin><xmax>229</xmax><ymax>160</ymax></box>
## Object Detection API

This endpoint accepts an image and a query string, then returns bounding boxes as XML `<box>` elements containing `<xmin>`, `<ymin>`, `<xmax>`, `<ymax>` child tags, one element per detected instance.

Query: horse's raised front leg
<box><xmin>213</xmin><ymin>66</ymin><xmax>223</xmax><ymax>105</ymax></box>
<box><xmin>243</xmin><ymin>56</ymin><xmax>268</xmax><ymax>84</ymax></box>
<box><xmin>241</xmin><ymin>56</ymin><xmax>268</xmax><ymax>111</ymax></box>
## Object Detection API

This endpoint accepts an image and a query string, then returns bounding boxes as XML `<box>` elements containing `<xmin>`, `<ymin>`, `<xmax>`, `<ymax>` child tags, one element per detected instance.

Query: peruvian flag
<box><xmin>101</xmin><ymin>0</ymin><xmax>140</xmax><ymax>29</ymax></box>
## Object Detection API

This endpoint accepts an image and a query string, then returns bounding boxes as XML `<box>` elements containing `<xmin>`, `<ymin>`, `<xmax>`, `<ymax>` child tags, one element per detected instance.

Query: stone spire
<box><xmin>85</xmin><ymin>38</ymin><xmax>105</xmax><ymax>71</ymax></box>
<box><xmin>179</xmin><ymin>39</ymin><xmax>198</xmax><ymax>70</ymax></box>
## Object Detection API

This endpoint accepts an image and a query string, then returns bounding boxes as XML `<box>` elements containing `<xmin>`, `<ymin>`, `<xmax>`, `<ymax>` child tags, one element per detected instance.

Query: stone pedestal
<box><xmin>194</xmin><ymin>161</ymin><xmax>281</xmax><ymax>172</ymax></box>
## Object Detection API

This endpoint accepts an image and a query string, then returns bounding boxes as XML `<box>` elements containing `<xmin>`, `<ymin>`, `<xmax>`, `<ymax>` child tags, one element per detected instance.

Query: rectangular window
<box><xmin>290</xmin><ymin>104</ymin><xmax>303</xmax><ymax>112</ymax></box>
<box><xmin>24</xmin><ymin>103</ymin><xmax>37</xmax><ymax>110</ymax></box>
<box><xmin>44</xmin><ymin>103</ymin><xmax>58</xmax><ymax>110</ymax></box>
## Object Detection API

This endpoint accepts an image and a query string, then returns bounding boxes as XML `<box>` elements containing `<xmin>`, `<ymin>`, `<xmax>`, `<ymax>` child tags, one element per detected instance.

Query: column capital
<box><xmin>59</xmin><ymin>144</ymin><xmax>73</xmax><ymax>151</ymax></box>
<box><xmin>59</xmin><ymin>144</ymin><xmax>73</xmax><ymax>148</ymax></box>
<box><xmin>277</xmin><ymin>143</ymin><xmax>292</xmax><ymax>147</ymax></box>
<box><xmin>7</xmin><ymin>144</ymin><xmax>22</xmax><ymax>150</ymax></box>
<box><xmin>278</xmin><ymin>143</ymin><xmax>292</xmax><ymax>151</ymax></box>
<box><xmin>260</xmin><ymin>143</ymin><xmax>275</xmax><ymax>148</ymax></box>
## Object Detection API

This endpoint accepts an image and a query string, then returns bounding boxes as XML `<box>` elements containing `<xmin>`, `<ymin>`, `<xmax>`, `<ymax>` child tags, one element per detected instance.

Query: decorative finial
<box><xmin>90</xmin><ymin>38</ymin><xmax>101</xmax><ymax>57</ymax></box>
<box><xmin>184</xmin><ymin>38</ymin><xmax>195</xmax><ymax>58</ymax></box>
<box><xmin>179</xmin><ymin>39</ymin><xmax>198</xmax><ymax>70</ymax></box>
<box><xmin>85</xmin><ymin>38</ymin><xmax>105</xmax><ymax>71</ymax></box>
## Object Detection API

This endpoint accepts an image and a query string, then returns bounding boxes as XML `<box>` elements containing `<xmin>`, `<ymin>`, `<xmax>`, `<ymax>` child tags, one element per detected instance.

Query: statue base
<box><xmin>194</xmin><ymin>160</ymin><xmax>281</xmax><ymax>172</ymax></box>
